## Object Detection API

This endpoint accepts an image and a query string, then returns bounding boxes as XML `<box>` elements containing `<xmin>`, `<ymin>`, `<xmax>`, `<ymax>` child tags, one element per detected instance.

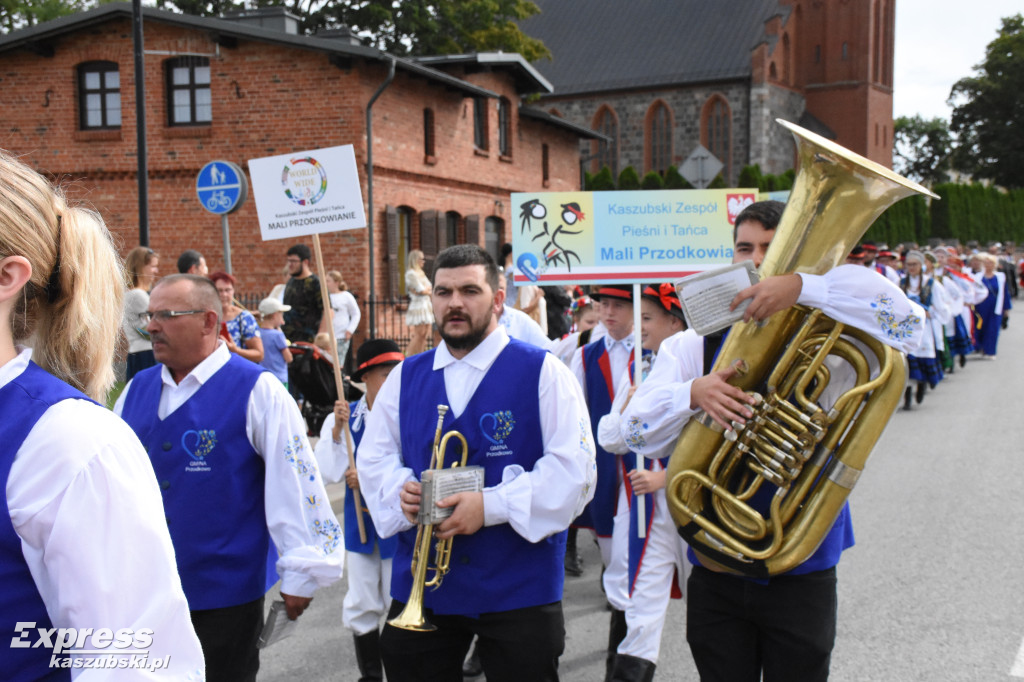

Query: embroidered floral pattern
<box><xmin>285</xmin><ymin>434</ymin><xmax>318</xmax><ymax>481</ymax></box>
<box><xmin>304</xmin><ymin>493</ymin><xmax>321</xmax><ymax>511</ymax></box>
<box><xmin>625</xmin><ymin>416</ymin><xmax>648</xmax><ymax>450</ymax></box>
<box><xmin>492</xmin><ymin>411</ymin><xmax>515</xmax><ymax>441</ymax></box>
<box><xmin>871</xmin><ymin>293</ymin><xmax>921</xmax><ymax>342</ymax></box>
<box><xmin>310</xmin><ymin>517</ymin><xmax>342</xmax><ymax>556</ymax></box>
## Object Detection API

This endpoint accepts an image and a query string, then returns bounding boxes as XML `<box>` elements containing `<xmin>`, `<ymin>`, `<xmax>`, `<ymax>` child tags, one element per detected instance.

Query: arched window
<box><xmin>645</xmin><ymin>101</ymin><xmax>673</xmax><ymax>174</ymax></box>
<box><xmin>591</xmin><ymin>106</ymin><xmax>619</xmax><ymax>176</ymax></box>
<box><xmin>701</xmin><ymin>96</ymin><xmax>732</xmax><ymax>182</ymax></box>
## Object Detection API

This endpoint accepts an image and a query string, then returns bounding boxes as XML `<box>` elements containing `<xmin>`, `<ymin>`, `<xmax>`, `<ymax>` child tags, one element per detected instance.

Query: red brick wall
<box><xmin>0</xmin><ymin>15</ymin><xmax>583</xmax><ymax>327</ymax></box>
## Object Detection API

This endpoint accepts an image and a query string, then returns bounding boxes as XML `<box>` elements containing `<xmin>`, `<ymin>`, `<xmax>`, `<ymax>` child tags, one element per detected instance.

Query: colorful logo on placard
<box><xmin>282</xmin><ymin>157</ymin><xmax>328</xmax><ymax>206</ymax></box>
<box><xmin>518</xmin><ymin>198</ymin><xmax>586</xmax><ymax>272</ymax></box>
<box><xmin>726</xmin><ymin>193</ymin><xmax>756</xmax><ymax>225</ymax></box>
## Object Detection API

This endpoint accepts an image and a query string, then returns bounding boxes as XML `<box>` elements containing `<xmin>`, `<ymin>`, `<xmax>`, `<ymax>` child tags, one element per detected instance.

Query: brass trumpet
<box><xmin>387</xmin><ymin>404</ymin><xmax>469</xmax><ymax>632</ymax></box>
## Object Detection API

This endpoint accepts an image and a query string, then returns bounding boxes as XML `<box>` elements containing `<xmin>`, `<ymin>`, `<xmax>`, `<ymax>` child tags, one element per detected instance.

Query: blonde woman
<box><xmin>0</xmin><ymin>150</ymin><xmax>204</xmax><ymax>677</ymax></box>
<box><xmin>122</xmin><ymin>245</ymin><xmax>159</xmax><ymax>380</ymax></box>
<box><xmin>404</xmin><ymin>249</ymin><xmax>433</xmax><ymax>355</ymax></box>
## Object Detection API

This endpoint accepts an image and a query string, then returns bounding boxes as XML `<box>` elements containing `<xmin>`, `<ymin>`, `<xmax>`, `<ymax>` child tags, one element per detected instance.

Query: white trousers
<box><xmin>616</xmin><ymin>488</ymin><xmax>690</xmax><ymax>664</ymax></box>
<box><xmin>343</xmin><ymin>546</ymin><xmax>393</xmax><ymax>636</ymax></box>
<box><xmin>600</xmin><ymin>483</ymin><xmax>632</xmax><ymax>612</ymax></box>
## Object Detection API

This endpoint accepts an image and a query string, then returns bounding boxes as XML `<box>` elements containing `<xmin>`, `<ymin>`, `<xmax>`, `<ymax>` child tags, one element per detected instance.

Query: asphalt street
<box><xmin>259</xmin><ymin>317</ymin><xmax>1024</xmax><ymax>681</ymax></box>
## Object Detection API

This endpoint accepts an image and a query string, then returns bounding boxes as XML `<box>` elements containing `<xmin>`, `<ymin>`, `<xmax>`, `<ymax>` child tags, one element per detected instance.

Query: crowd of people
<box><xmin>3</xmin><ymin>141</ymin><xmax>1020</xmax><ymax>682</ymax></box>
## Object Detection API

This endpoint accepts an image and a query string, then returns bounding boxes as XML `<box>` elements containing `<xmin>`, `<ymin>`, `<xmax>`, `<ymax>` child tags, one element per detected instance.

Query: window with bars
<box><xmin>165</xmin><ymin>57</ymin><xmax>211</xmax><ymax>126</ymax></box>
<box><xmin>78</xmin><ymin>61</ymin><xmax>121</xmax><ymax>130</ymax></box>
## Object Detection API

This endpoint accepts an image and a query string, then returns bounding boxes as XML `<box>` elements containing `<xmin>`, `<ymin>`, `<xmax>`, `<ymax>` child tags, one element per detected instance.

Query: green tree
<box><xmin>949</xmin><ymin>14</ymin><xmax>1024</xmax><ymax>189</ymax></box>
<box><xmin>893</xmin><ymin>115</ymin><xmax>952</xmax><ymax>185</ymax></box>
<box><xmin>640</xmin><ymin>170</ymin><xmax>664</xmax><ymax>190</ymax></box>
<box><xmin>0</xmin><ymin>0</ymin><xmax>92</xmax><ymax>32</ymax></box>
<box><xmin>587</xmin><ymin>166</ymin><xmax>616</xmax><ymax>191</ymax></box>
<box><xmin>617</xmin><ymin>166</ymin><xmax>640</xmax><ymax>191</ymax></box>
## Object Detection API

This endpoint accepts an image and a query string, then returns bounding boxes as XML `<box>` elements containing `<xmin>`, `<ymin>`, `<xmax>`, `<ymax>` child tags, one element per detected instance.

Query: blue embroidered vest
<box><xmin>347</xmin><ymin>401</ymin><xmax>397</xmax><ymax>559</ymax></box>
<box><xmin>120</xmin><ymin>356</ymin><xmax>270</xmax><ymax>610</ymax></box>
<box><xmin>1</xmin><ymin>362</ymin><xmax>83</xmax><ymax>680</ymax></box>
<box><xmin>577</xmin><ymin>338</ymin><xmax>625</xmax><ymax>536</ymax></box>
<box><xmin>394</xmin><ymin>340</ymin><xmax>565</xmax><ymax>615</ymax></box>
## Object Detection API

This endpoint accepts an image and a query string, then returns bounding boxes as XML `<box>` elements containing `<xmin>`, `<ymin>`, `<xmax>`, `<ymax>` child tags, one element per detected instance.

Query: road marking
<box><xmin>1010</xmin><ymin>636</ymin><xmax>1024</xmax><ymax>677</ymax></box>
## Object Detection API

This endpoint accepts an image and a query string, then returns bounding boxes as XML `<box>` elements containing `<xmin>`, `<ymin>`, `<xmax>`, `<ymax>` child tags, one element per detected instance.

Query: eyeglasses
<box><xmin>140</xmin><ymin>309</ymin><xmax>207</xmax><ymax>324</ymax></box>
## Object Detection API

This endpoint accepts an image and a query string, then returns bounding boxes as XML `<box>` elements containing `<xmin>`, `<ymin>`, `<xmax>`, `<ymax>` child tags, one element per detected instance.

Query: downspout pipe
<box><xmin>365</xmin><ymin>56</ymin><xmax>396</xmax><ymax>340</ymax></box>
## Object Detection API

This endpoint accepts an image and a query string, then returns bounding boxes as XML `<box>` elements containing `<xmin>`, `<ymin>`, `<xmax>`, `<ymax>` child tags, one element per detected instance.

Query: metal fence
<box><xmin>238</xmin><ymin>291</ymin><xmax>435</xmax><ymax>357</ymax></box>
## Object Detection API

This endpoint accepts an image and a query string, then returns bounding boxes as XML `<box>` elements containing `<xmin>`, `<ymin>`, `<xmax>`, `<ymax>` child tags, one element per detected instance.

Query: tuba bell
<box><xmin>665</xmin><ymin>119</ymin><xmax>938</xmax><ymax>578</ymax></box>
<box><xmin>387</xmin><ymin>404</ymin><xmax>469</xmax><ymax>631</ymax></box>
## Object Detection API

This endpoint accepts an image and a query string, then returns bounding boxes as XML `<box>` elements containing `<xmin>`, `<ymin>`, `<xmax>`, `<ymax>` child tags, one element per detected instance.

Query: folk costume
<box><xmin>900</xmin><ymin>252</ymin><xmax>947</xmax><ymax>405</ymax></box>
<box><xmin>620</xmin><ymin>265</ymin><xmax>925</xmax><ymax>682</ymax></box>
<box><xmin>2</xmin><ymin>349</ymin><xmax>204</xmax><ymax>680</ymax></box>
<box><xmin>570</xmin><ymin>285</ymin><xmax>635</xmax><ymax>576</ymax></box>
<box><xmin>972</xmin><ymin>268</ymin><xmax>1011</xmax><ymax>357</ymax></box>
<box><xmin>315</xmin><ymin>340</ymin><xmax>404</xmax><ymax>682</ymax></box>
<box><xmin>358</xmin><ymin>327</ymin><xmax>595</xmax><ymax>682</ymax></box>
<box><xmin>116</xmin><ymin>342</ymin><xmax>344</xmax><ymax>680</ymax></box>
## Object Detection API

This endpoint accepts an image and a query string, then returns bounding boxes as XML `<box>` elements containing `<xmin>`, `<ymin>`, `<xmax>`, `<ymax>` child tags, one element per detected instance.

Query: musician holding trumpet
<box><xmin>358</xmin><ymin>244</ymin><xmax>596</xmax><ymax>682</ymax></box>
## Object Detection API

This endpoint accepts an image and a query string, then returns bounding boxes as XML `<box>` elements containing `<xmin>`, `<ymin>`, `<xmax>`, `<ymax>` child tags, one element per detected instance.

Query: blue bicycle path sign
<box><xmin>196</xmin><ymin>160</ymin><xmax>248</xmax><ymax>215</ymax></box>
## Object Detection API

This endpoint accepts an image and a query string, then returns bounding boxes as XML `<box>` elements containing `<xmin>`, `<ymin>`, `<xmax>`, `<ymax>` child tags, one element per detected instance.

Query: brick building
<box><xmin>519</xmin><ymin>0</ymin><xmax>896</xmax><ymax>183</ymax></box>
<box><xmin>0</xmin><ymin>3</ymin><xmax>599</xmax><ymax>343</ymax></box>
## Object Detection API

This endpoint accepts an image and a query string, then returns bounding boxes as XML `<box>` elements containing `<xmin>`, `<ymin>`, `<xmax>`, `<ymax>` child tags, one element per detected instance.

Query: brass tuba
<box><xmin>665</xmin><ymin>119</ymin><xmax>938</xmax><ymax>577</ymax></box>
<box><xmin>387</xmin><ymin>405</ymin><xmax>469</xmax><ymax>631</ymax></box>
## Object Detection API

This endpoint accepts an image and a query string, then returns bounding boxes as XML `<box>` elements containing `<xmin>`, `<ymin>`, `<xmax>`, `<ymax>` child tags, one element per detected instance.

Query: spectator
<box><xmin>404</xmin><ymin>249</ymin><xmax>433</xmax><ymax>356</ymax></box>
<box><xmin>543</xmin><ymin>285</ymin><xmax>574</xmax><ymax>340</ymax></box>
<box><xmin>122</xmin><ymin>245</ymin><xmax>160</xmax><ymax>380</ymax></box>
<box><xmin>327</xmin><ymin>270</ymin><xmax>361</xmax><ymax>367</ymax></box>
<box><xmin>258</xmin><ymin>297</ymin><xmax>293</xmax><ymax>388</ymax></box>
<box><xmin>283</xmin><ymin>243</ymin><xmax>325</xmax><ymax>343</ymax></box>
<box><xmin>177</xmin><ymin>249</ymin><xmax>208</xmax><ymax>276</ymax></box>
<box><xmin>210</xmin><ymin>271</ymin><xmax>264</xmax><ymax>364</ymax></box>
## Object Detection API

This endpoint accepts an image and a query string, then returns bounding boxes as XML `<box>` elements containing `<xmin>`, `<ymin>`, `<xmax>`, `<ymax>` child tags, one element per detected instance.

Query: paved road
<box><xmin>259</xmin><ymin>318</ymin><xmax>1024</xmax><ymax>680</ymax></box>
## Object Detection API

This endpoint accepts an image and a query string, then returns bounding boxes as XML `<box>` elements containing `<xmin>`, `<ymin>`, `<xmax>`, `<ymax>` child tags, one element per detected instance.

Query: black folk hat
<box><xmin>352</xmin><ymin>338</ymin><xmax>404</xmax><ymax>382</ymax></box>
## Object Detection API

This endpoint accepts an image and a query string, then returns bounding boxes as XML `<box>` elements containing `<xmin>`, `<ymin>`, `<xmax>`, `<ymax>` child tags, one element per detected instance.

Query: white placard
<box><xmin>675</xmin><ymin>261</ymin><xmax>760</xmax><ymax>336</ymax></box>
<box><xmin>247</xmin><ymin>145</ymin><xmax>366</xmax><ymax>241</ymax></box>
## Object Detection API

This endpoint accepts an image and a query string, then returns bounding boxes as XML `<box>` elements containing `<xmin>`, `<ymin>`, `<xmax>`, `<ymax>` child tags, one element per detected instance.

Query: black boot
<box><xmin>605</xmin><ymin>609</ymin><xmax>628</xmax><ymax>682</ymax></box>
<box><xmin>353</xmin><ymin>630</ymin><xmax>383</xmax><ymax>682</ymax></box>
<box><xmin>564</xmin><ymin>527</ymin><xmax>583</xmax><ymax>577</ymax></box>
<box><xmin>916</xmin><ymin>381</ymin><xmax>926</xmax><ymax>404</ymax></box>
<box><xmin>959</xmin><ymin>354</ymin><xmax>967</xmax><ymax>368</ymax></box>
<box><xmin>610</xmin><ymin>653</ymin><xmax>657</xmax><ymax>682</ymax></box>
<box><xmin>904</xmin><ymin>386</ymin><xmax>912</xmax><ymax>410</ymax></box>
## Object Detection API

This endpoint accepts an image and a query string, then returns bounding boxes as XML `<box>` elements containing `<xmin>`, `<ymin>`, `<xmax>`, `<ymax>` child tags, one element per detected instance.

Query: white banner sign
<box><xmin>247</xmin><ymin>145</ymin><xmax>366</xmax><ymax>241</ymax></box>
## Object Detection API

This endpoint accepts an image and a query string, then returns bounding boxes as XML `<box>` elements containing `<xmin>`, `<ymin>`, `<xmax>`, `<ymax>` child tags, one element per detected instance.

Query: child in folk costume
<box><xmin>972</xmin><ymin>253</ymin><xmax>1012</xmax><ymax>358</ymax></box>
<box><xmin>900</xmin><ymin>251</ymin><xmax>948</xmax><ymax>408</ymax></box>
<box><xmin>315</xmin><ymin>339</ymin><xmax>404</xmax><ymax>682</ymax></box>
<box><xmin>568</xmin><ymin>285</ymin><xmax>635</xmax><ymax>620</ymax></box>
<box><xmin>597</xmin><ymin>283</ymin><xmax>688</xmax><ymax>682</ymax></box>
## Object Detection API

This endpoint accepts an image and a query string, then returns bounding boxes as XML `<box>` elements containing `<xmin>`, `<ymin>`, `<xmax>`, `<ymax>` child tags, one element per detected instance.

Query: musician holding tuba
<box><xmin>620</xmin><ymin>199</ymin><xmax>926</xmax><ymax>682</ymax></box>
<box><xmin>358</xmin><ymin>244</ymin><xmax>596</xmax><ymax>682</ymax></box>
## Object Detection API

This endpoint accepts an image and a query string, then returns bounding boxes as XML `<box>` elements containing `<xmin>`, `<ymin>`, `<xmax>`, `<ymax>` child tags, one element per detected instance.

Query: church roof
<box><xmin>520</xmin><ymin>0</ymin><xmax>787</xmax><ymax>96</ymax></box>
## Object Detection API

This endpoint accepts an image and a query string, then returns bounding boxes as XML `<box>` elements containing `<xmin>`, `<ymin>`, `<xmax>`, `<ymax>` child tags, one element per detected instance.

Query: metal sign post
<box><xmin>197</xmin><ymin>160</ymin><xmax>249</xmax><ymax>273</ymax></box>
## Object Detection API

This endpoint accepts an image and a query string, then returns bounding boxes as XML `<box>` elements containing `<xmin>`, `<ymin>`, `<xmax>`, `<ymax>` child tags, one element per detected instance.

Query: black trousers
<box><xmin>190</xmin><ymin>596</ymin><xmax>264</xmax><ymax>682</ymax></box>
<box><xmin>686</xmin><ymin>565</ymin><xmax>837</xmax><ymax>682</ymax></box>
<box><xmin>380</xmin><ymin>600</ymin><xmax>565</xmax><ymax>682</ymax></box>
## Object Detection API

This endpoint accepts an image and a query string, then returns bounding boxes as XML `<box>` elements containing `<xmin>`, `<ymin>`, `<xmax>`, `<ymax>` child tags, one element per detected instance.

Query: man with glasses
<box><xmin>114</xmin><ymin>274</ymin><xmax>344</xmax><ymax>681</ymax></box>
<box><xmin>282</xmin><ymin>243</ymin><xmax>326</xmax><ymax>343</ymax></box>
